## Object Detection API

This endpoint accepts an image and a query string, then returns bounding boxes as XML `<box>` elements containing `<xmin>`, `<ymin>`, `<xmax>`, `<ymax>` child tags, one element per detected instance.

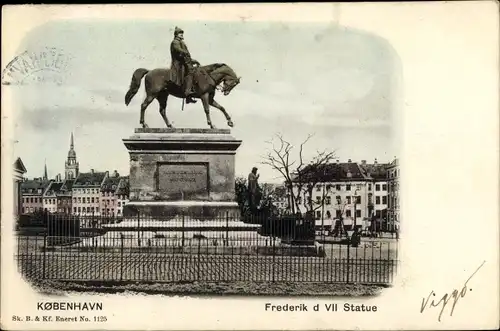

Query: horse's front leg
<box><xmin>201</xmin><ymin>93</ymin><xmax>215</xmax><ymax>129</ymax></box>
<box><xmin>209</xmin><ymin>96</ymin><xmax>233</xmax><ymax>127</ymax></box>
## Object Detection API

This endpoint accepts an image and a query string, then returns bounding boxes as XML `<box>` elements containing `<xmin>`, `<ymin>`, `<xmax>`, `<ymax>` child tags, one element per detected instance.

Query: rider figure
<box><xmin>170</xmin><ymin>27</ymin><xmax>199</xmax><ymax>104</ymax></box>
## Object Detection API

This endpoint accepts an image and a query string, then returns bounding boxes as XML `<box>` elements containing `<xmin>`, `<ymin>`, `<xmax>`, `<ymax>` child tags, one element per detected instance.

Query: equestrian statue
<box><xmin>125</xmin><ymin>27</ymin><xmax>241</xmax><ymax>129</ymax></box>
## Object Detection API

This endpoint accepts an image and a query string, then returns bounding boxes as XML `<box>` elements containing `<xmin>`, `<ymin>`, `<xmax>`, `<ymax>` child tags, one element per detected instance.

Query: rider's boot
<box><xmin>184</xmin><ymin>75</ymin><xmax>197</xmax><ymax>104</ymax></box>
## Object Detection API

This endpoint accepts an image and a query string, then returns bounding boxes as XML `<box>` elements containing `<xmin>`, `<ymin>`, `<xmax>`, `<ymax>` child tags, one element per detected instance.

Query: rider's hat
<box><xmin>174</xmin><ymin>26</ymin><xmax>184</xmax><ymax>36</ymax></box>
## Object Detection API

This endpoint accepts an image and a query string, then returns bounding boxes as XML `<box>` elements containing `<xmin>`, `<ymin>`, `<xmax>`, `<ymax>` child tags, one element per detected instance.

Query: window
<box><xmin>297</xmin><ymin>197</ymin><xmax>302</xmax><ymax>205</ymax></box>
<box><xmin>336</xmin><ymin>196</ymin><xmax>341</xmax><ymax>204</ymax></box>
<box><xmin>382</xmin><ymin>196</ymin><xmax>387</xmax><ymax>204</ymax></box>
<box><xmin>368</xmin><ymin>184</ymin><xmax>372</xmax><ymax>191</ymax></box>
<box><xmin>346</xmin><ymin>184</ymin><xmax>351</xmax><ymax>191</ymax></box>
<box><xmin>22</xmin><ymin>207</ymin><xmax>25</xmax><ymax>213</ymax></box>
<box><xmin>356</xmin><ymin>196</ymin><xmax>361</xmax><ymax>204</ymax></box>
<box><xmin>382</xmin><ymin>184</ymin><xmax>387</xmax><ymax>191</ymax></box>
<box><xmin>346</xmin><ymin>210</ymin><xmax>352</xmax><ymax>217</ymax></box>
<box><xmin>87</xmin><ymin>197</ymin><xmax>90</xmax><ymax>203</ymax></box>
<box><xmin>315</xmin><ymin>196</ymin><xmax>321</xmax><ymax>204</ymax></box>
<box><xmin>91</xmin><ymin>197</ymin><xmax>95</xmax><ymax>203</ymax></box>
<box><xmin>78</xmin><ymin>207</ymin><xmax>81</xmax><ymax>213</ymax></box>
<box><xmin>326</xmin><ymin>211</ymin><xmax>331</xmax><ymax>218</ymax></box>
<box><xmin>74</xmin><ymin>207</ymin><xmax>77</xmax><ymax>213</ymax></box>
<box><xmin>30</xmin><ymin>197</ymin><xmax>34</xmax><ymax>203</ymax></box>
<box><xmin>356</xmin><ymin>210</ymin><xmax>361</xmax><ymax>218</ymax></box>
<box><xmin>118</xmin><ymin>210</ymin><xmax>121</xmax><ymax>215</ymax></box>
<box><xmin>315</xmin><ymin>211</ymin><xmax>321</xmax><ymax>220</ymax></box>
<box><xmin>376</xmin><ymin>210</ymin><xmax>381</xmax><ymax>217</ymax></box>
<box><xmin>375</xmin><ymin>184</ymin><xmax>380</xmax><ymax>191</ymax></box>
<box><xmin>376</xmin><ymin>196</ymin><xmax>381</xmax><ymax>204</ymax></box>
<box><xmin>316</xmin><ymin>185</ymin><xmax>321</xmax><ymax>192</ymax></box>
<box><xmin>356</xmin><ymin>184</ymin><xmax>362</xmax><ymax>190</ymax></box>
<box><xmin>346</xmin><ymin>196</ymin><xmax>351</xmax><ymax>204</ymax></box>
<box><xmin>325</xmin><ymin>196</ymin><xmax>331</xmax><ymax>205</ymax></box>
<box><xmin>336</xmin><ymin>210</ymin><xmax>342</xmax><ymax>218</ymax></box>
<box><xmin>336</xmin><ymin>184</ymin><xmax>341</xmax><ymax>191</ymax></box>
<box><xmin>118</xmin><ymin>201</ymin><xmax>121</xmax><ymax>207</ymax></box>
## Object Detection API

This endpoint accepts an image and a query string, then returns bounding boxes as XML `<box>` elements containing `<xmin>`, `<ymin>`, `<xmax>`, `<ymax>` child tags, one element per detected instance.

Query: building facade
<box><xmin>290</xmin><ymin>159</ymin><xmax>392</xmax><ymax>231</ymax></box>
<box><xmin>72</xmin><ymin>170</ymin><xmax>109</xmax><ymax>216</ymax></box>
<box><xmin>13</xmin><ymin>158</ymin><xmax>27</xmax><ymax>220</ymax></box>
<box><xmin>387</xmin><ymin>158</ymin><xmax>400</xmax><ymax>230</ymax></box>
<box><xmin>21</xmin><ymin>178</ymin><xmax>51</xmax><ymax>214</ymax></box>
<box><xmin>115</xmin><ymin>176</ymin><xmax>129</xmax><ymax>216</ymax></box>
<box><xmin>57</xmin><ymin>179</ymin><xmax>74</xmax><ymax>214</ymax></box>
<box><xmin>43</xmin><ymin>181</ymin><xmax>61</xmax><ymax>213</ymax></box>
<box><xmin>100</xmin><ymin>171</ymin><xmax>121</xmax><ymax>217</ymax></box>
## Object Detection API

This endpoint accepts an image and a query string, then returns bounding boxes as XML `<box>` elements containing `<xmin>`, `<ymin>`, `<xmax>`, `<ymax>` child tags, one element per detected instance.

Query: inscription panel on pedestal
<box><xmin>157</xmin><ymin>162</ymin><xmax>209</xmax><ymax>200</ymax></box>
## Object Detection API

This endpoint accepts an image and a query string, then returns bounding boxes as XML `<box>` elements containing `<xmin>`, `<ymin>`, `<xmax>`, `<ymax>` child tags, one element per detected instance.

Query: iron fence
<box><xmin>15</xmin><ymin>213</ymin><xmax>398</xmax><ymax>285</ymax></box>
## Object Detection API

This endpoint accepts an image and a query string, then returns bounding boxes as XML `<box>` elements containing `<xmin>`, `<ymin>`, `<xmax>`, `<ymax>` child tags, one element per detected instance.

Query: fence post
<box><xmin>42</xmin><ymin>233</ymin><xmax>47</xmax><ymax>279</ymax></box>
<box><xmin>182</xmin><ymin>213</ymin><xmax>185</xmax><ymax>247</ymax></box>
<box><xmin>120</xmin><ymin>233</ymin><xmax>124</xmax><ymax>281</ymax></box>
<box><xmin>225</xmin><ymin>212</ymin><xmax>229</xmax><ymax>246</ymax></box>
<box><xmin>137</xmin><ymin>211</ymin><xmax>141</xmax><ymax>247</ymax></box>
<box><xmin>346</xmin><ymin>243</ymin><xmax>350</xmax><ymax>284</ymax></box>
<box><xmin>272</xmin><ymin>229</ymin><xmax>276</xmax><ymax>283</ymax></box>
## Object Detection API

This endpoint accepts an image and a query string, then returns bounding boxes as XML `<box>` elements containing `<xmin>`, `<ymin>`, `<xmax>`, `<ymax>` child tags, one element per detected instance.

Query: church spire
<box><xmin>43</xmin><ymin>159</ymin><xmax>48</xmax><ymax>181</ymax></box>
<box><xmin>70</xmin><ymin>132</ymin><xmax>74</xmax><ymax>149</ymax></box>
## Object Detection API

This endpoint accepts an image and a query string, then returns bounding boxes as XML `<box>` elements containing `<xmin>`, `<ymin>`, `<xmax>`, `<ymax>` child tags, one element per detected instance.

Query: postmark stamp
<box><xmin>1</xmin><ymin>47</ymin><xmax>73</xmax><ymax>86</ymax></box>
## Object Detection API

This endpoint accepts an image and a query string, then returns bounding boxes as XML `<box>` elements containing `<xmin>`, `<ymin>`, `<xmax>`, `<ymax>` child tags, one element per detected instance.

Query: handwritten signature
<box><xmin>420</xmin><ymin>260</ymin><xmax>486</xmax><ymax>322</ymax></box>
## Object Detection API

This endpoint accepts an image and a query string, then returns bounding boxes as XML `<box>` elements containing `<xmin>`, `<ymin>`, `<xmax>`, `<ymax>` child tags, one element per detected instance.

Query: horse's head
<box><xmin>222</xmin><ymin>76</ymin><xmax>241</xmax><ymax>96</ymax></box>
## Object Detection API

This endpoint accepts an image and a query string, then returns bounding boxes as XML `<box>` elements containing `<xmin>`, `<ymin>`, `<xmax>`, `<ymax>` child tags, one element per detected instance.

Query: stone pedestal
<box><xmin>123</xmin><ymin>128</ymin><xmax>242</xmax><ymax>218</ymax></box>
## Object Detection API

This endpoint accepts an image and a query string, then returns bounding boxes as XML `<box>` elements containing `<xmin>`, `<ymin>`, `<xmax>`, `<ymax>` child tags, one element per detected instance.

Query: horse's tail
<box><xmin>125</xmin><ymin>68</ymin><xmax>149</xmax><ymax>106</ymax></box>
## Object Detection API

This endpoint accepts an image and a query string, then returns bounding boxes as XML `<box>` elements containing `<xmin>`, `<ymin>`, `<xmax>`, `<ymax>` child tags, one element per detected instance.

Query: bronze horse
<box><xmin>125</xmin><ymin>63</ymin><xmax>240</xmax><ymax>129</ymax></box>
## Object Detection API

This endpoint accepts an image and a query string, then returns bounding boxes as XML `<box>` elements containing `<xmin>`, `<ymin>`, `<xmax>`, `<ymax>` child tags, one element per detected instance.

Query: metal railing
<box><xmin>15</xmin><ymin>212</ymin><xmax>398</xmax><ymax>284</ymax></box>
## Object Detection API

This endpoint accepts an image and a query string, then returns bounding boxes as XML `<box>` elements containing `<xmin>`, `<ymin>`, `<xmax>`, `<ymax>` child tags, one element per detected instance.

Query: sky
<box><xmin>9</xmin><ymin>19</ymin><xmax>401</xmax><ymax>183</ymax></box>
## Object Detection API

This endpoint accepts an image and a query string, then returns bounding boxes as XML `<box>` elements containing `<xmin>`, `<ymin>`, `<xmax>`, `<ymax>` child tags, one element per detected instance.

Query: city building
<box><xmin>359</xmin><ymin>158</ymin><xmax>389</xmax><ymax>219</ymax></box>
<box><xmin>13</xmin><ymin>158</ymin><xmax>27</xmax><ymax>220</ymax></box>
<box><xmin>21</xmin><ymin>178</ymin><xmax>51</xmax><ymax>214</ymax></box>
<box><xmin>100</xmin><ymin>171</ymin><xmax>121</xmax><ymax>217</ymax></box>
<box><xmin>65</xmin><ymin>132</ymin><xmax>79</xmax><ymax>180</ymax></box>
<box><xmin>72</xmin><ymin>170</ymin><xmax>109</xmax><ymax>215</ymax></box>
<box><xmin>291</xmin><ymin>158</ymin><xmax>393</xmax><ymax>231</ymax></box>
<box><xmin>293</xmin><ymin>160</ymin><xmax>371</xmax><ymax>225</ymax></box>
<box><xmin>57</xmin><ymin>179</ymin><xmax>74</xmax><ymax>214</ymax></box>
<box><xmin>387</xmin><ymin>158</ymin><xmax>400</xmax><ymax>230</ymax></box>
<box><xmin>115</xmin><ymin>176</ymin><xmax>129</xmax><ymax>216</ymax></box>
<box><xmin>43</xmin><ymin>181</ymin><xmax>62</xmax><ymax>213</ymax></box>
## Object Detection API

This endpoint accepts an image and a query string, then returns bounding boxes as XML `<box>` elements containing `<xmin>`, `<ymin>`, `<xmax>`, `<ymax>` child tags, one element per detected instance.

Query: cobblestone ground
<box><xmin>16</xmin><ymin>252</ymin><xmax>397</xmax><ymax>284</ymax></box>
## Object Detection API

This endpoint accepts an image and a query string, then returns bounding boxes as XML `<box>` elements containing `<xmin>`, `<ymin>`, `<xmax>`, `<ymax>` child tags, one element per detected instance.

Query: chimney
<box><xmin>336</xmin><ymin>159</ymin><xmax>340</xmax><ymax>163</ymax></box>
<box><xmin>348</xmin><ymin>159</ymin><xmax>352</xmax><ymax>163</ymax></box>
<box><xmin>361</xmin><ymin>160</ymin><xmax>367</xmax><ymax>165</ymax></box>
<box><xmin>56</xmin><ymin>173</ymin><xmax>62</xmax><ymax>182</ymax></box>
<box><xmin>113</xmin><ymin>170</ymin><xmax>119</xmax><ymax>178</ymax></box>
<box><xmin>374</xmin><ymin>158</ymin><xmax>378</xmax><ymax>164</ymax></box>
<box><xmin>91</xmin><ymin>169</ymin><xmax>94</xmax><ymax>174</ymax></box>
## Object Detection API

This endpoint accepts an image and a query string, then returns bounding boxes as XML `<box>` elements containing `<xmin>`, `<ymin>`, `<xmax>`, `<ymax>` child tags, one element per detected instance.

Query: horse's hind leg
<box><xmin>140</xmin><ymin>94</ymin><xmax>155</xmax><ymax>128</ymax></box>
<box><xmin>157</xmin><ymin>93</ymin><xmax>173</xmax><ymax>128</ymax></box>
<box><xmin>209</xmin><ymin>92</ymin><xmax>233</xmax><ymax>127</ymax></box>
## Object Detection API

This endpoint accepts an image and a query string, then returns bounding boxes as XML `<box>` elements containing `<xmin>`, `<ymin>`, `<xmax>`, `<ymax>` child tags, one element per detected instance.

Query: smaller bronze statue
<box><xmin>248</xmin><ymin>167</ymin><xmax>260</xmax><ymax>211</ymax></box>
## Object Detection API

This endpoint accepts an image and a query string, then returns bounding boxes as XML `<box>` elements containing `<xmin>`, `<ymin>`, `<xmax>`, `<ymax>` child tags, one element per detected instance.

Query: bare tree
<box><xmin>261</xmin><ymin>133</ymin><xmax>337</xmax><ymax>216</ymax></box>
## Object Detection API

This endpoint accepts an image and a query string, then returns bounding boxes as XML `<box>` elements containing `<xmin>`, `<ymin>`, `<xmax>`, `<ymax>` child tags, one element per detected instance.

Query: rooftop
<box><xmin>74</xmin><ymin>171</ymin><xmax>108</xmax><ymax>187</ymax></box>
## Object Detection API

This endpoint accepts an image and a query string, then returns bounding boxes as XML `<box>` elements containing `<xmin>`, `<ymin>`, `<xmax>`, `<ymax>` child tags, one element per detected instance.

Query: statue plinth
<box><xmin>123</xmin><ymin>128</ymin><xmax>242</xmax><ymax>217</ymax></box>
